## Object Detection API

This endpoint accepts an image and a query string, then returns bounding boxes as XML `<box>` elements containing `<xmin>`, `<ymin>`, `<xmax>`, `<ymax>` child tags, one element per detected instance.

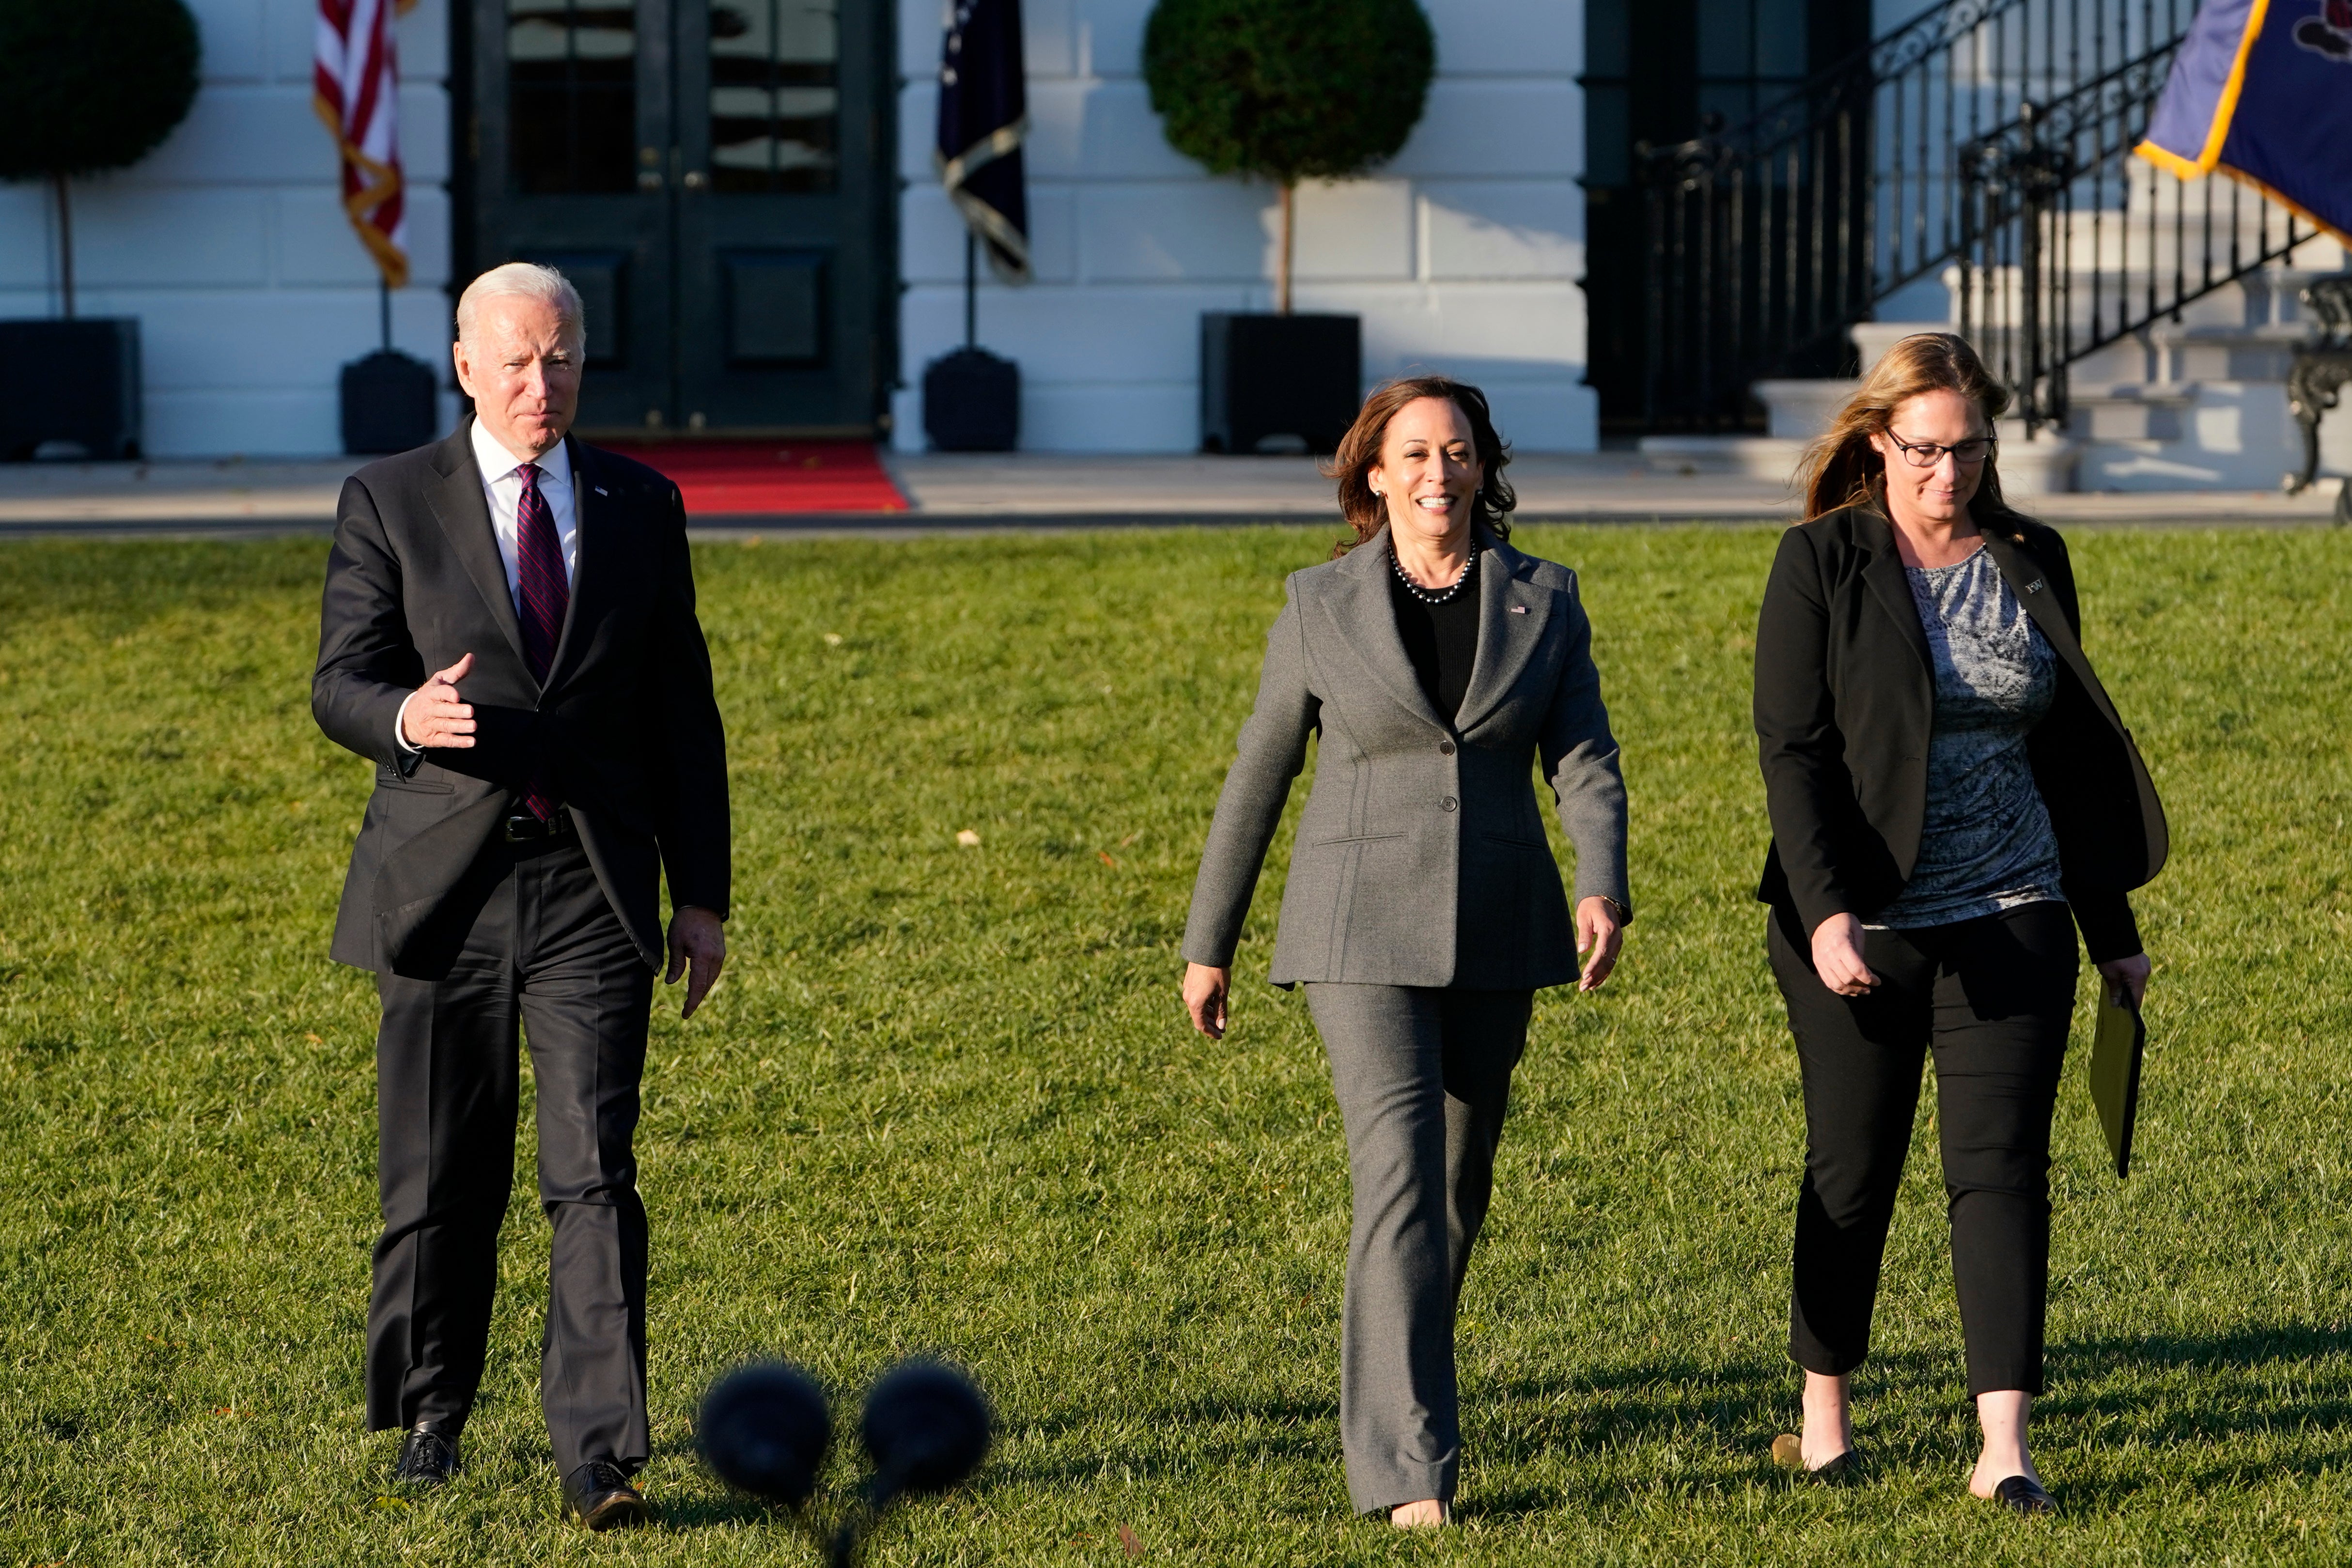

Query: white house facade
<box><xmin>0</xmin><ymin>0</ymin><xmax>1596</xmax><ymax>459</ymax></box>
<box><xmin>890</xmin><ymin>0</ymin><xmax>1594</xmax><ymax>453</ymax></box>
<box><xmin>1</xmin><ymin>0</ymin><xmax>2339</xmax><ymax>487</ymax></box>
<box><xmin>0</xmin><ymin>0</ymin><xmax>456</xmax><ymax>457</ymax></box>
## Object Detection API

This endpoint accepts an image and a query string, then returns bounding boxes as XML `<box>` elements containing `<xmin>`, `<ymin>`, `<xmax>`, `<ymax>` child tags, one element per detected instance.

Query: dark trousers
<box><xmin>1768</xmin><ymin>900</ymin><xmax>2078</xmax><ymax>1397</ymax></box>
<box><xmin>1303</xmin><ymin>983</ymin><xmax>1533</xmax><ymax>1513</ymax></box>
<box><xmin>365</xmin><ymin>835</ymin><xmax>657</xmax><ymax>1477</ymax></box>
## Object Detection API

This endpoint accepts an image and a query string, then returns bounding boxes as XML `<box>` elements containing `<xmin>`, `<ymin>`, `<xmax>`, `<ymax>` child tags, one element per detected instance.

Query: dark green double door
<box><xmin>467</xmin><ymin>0</ymin><xmax>891</xmax><ymax>435</ymax></box>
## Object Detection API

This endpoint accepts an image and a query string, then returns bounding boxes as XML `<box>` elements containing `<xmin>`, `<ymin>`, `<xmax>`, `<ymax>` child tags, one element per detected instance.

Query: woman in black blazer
<box><xmin>1753</xmin><ymin>333</ymin><xmax>2165</xmax><ymax>1514</ymax></box>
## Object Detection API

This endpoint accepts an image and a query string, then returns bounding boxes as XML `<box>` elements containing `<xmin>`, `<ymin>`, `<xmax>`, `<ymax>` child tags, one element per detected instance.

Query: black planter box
<box><xmin>1200</xmin><ymin>312</ymin><xmax>1361</xmax><ymax>455</ymax></box>
<box><xmin>922</xmin><ymin>346</ymin><xmax>1020</xmax><ymax>451</ymax></box>
<box><xmin>0</xmin><ymin>318</ymin><xmax>141</xmax><ymax>461</ymax></box>
<box><xmin>341</xmin><ymin>350</ymin><xmax>440</xmax><ymax>455</ymax></box>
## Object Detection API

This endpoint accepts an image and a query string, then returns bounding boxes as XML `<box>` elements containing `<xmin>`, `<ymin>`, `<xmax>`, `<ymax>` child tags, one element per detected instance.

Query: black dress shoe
<box><xmin>391</xmin><ymin>1423</ymin><xmax>461</xmax><ymax>1487</ymax></box>
<box><xmin>1992</xmin><ymin>1474</ymin><xmax>2056</xmax><ymax>1515</ymax></box>
<box><xmin>565</xmin><ymin>1459</ymin><xmax>650</xmax><ymax>1531</ymax></box>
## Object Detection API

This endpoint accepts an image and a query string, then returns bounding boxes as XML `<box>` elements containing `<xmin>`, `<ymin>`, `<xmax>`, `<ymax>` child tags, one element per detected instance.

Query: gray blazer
<box><xmin>1183</xmin><ymin>526</ymin><xmax>1632</xmax><ymax>991</ymax></box>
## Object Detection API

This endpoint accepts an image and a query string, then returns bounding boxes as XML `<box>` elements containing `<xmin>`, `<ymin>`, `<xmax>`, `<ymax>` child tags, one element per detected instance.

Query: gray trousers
<box><xmin>1304</xmin><ymin>983</ymin><xmax>1534</xmax><ymax>1513</ymax></box>
<box><xmin>367</xmin><ymin>835</ymin><xmax>656</xmax><ymax>1479</ymax></box>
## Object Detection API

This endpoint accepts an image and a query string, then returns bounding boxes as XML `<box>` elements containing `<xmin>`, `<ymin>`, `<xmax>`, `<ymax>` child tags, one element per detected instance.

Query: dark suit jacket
<box><xmin>1184</xmin><ymin>525</ymin><xmax>1632</xmax><ymax>990</ymax></box>
<box><xmin>313</xmin><ymin>422</ymin><xmax>729</xmax><ymax>977</ymax></box>
<box><xmin>1754</xmin><ymin>504</ymin><xmax>2165</xmax><ymax>964</ymax></box>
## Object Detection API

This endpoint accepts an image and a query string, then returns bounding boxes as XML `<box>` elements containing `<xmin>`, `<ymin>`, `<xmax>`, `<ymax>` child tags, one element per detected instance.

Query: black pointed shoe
<box><xmin>565</xmin><ymin>1459</ymin><xmax>651</xmax><ymax>1531</ymax></box>
<box><xmin>391</xmin><ymin>1423</ymin><xmax>461</xmax><ymax>1487</ymax></box>
<box><xmin>1992</xmin><ymin>1474</ymin><xmax>2057</xmax><ymax>1516</ymax></box>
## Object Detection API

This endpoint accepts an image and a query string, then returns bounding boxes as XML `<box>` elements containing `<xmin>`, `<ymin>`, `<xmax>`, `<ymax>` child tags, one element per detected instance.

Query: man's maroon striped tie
<box><xmin>515</xmin><ymin>462</ymin><xmax>568</xmax><ymax>821</ymax></box>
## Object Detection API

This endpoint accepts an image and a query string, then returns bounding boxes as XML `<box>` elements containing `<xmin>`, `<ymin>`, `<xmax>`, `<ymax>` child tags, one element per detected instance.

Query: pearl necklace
<box><xmin>1392</xmin><ymin>541</ymin><xmax>1479</xmax><ymax>605</ymax></box>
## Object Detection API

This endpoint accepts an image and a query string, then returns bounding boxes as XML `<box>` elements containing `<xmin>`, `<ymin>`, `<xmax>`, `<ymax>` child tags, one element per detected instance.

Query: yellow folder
<box><xmin>2088</xmin><ymin>986</ymin><xmax>2145</xmax><ymax>1179</ymax></box>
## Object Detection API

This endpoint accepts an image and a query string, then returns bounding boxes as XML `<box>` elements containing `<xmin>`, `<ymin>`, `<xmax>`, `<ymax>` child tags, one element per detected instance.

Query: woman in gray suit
<box><xmin>1180</xmin><ymin>376</ymin><xmax>1632</xmax><ymax>1526</ymax></box>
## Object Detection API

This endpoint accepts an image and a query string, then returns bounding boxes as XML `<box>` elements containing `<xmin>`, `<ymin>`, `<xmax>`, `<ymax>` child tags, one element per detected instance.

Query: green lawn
<box><xmin>2</xmin><ymin>524</ymin><xmax>2349</xmax><ymax>1566</ymax></box>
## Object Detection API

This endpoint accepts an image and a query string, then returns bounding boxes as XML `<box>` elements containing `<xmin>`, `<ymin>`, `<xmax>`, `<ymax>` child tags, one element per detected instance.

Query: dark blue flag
<box><xmin>2138</xmin><ymin>0</ymin><xmax>2352</xmax><ymax>242</ymax></box>
<box><xmin>935</xmin><ymin>0</ymin><xmax>1031</xmax><ymax>282</ymax></box>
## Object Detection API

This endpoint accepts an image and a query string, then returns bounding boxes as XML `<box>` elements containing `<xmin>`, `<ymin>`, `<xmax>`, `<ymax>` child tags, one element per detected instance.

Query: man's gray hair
<box><xmin>455</xmin><ymin>262</ymin><xmax>586</xmax><ymax>351</ymax></box>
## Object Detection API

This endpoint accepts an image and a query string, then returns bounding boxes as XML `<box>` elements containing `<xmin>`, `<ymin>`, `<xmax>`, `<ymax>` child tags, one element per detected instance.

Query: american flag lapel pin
<box><xmin>594</xmin><ymin>485</ymin><xmax>609</xmax><ymax>497</ymax></box>
<box><xmin>1509</xmin><ymin>604</ymin><xmax>1528</xmax><ymax>614</ymax></box>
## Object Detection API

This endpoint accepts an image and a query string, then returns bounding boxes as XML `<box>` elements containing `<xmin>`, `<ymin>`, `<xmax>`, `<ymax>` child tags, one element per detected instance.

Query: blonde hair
<box><xmin>455</xmin><ymin>262</ymin><xmax>586</xmax><ymax>353</ymax></box>
<box><xmin>1796</xmin><ymin>332</ymin><xmax>2014</xmax><ymax>525</ymax></box>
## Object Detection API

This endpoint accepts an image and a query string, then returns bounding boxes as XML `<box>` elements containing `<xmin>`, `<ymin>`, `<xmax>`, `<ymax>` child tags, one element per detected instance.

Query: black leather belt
<box><xmin>502</xmin><ymin>806</ymin><xmax>574</xmax><ymax>843</ymax></box>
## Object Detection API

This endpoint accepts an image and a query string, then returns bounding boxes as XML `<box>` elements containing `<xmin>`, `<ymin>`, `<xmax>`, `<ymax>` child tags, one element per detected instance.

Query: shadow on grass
<box><xmin>649</xmin><ymin>1494</ymin><xmax>807</xmax><ymax>1532</ymax></box>
<box><xmin>983</xmin><ymin>1391</ymin><xmax>1339</xmax><ymax>1490</ymax></box>
<box><xmin>2048</xmin><ymin>1320</ymin><xmax>2352</xmax><ymax>1383</ymax></box>
<box><xmin>652</xmin><ymin>1323</ymin><xmax>2352</xmax><ymax>1528</ymax></box>
<box><xmin>1462</xmin><ymin>1324</ymin><xmax>2352</xmax><ymax>1517</ymax></box>
<box><xmin>2040</xmin><ymin>1321</ymin><xmax>2352</xmax><ymax>1496</ymax></box>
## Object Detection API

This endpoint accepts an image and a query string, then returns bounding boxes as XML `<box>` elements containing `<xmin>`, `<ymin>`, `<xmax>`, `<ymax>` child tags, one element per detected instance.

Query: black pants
<box><xmin>1303</xmin><ymin>983</ymin><xmax>1532</xmax><ymax>1513</ymax></box>
<box><xmin>1768</xmin><ymin>901</ymin><xmax>2078</xmax><ymax>1397</ymax></box>
<box><xmin>366</xmin><ymin>835</ymin><xmax>656</xmax><ymax>1477</ymax></box>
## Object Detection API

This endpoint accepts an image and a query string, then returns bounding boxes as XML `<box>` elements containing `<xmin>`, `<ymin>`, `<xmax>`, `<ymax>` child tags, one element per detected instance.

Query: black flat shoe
<box><xmin>1992</xmin><ymin>1475</ymin><xmax>2056</xmax><ymax>1515</ymax></box>
<box><xmin>1807</xmin><ymin>1449</ymin><xmax>1864</xmax><ymax>1484</ymax></box>
<box><xmin>391</xmin><ymin>1423</ymin><xmax>460</xmax><ymax>1487</ymax></box>
<box><xmin>1770</xmin><ymin>1434</ymin><xmax>1863</xmax><ymax>1482</ymax></box>
<box><xmin>565</xmin><ymin>1459</ymin><xmax>651</xmax><ymax>1531</ymax></box>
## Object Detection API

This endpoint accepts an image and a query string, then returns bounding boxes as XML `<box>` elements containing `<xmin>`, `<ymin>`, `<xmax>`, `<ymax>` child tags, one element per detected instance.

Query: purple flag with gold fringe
<box><xmin>2136</xmin><ymin>0</ymin><xmax>2352</xmax><ymax>241</ymax></box>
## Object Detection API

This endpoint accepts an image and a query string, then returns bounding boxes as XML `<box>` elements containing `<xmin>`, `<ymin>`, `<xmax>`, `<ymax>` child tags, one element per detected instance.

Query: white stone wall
<box><xmin>0</xmin><ymin>0</ymin><xmax>452</xmax><ymax>458</ymax></box>
<box><xmin>891</xmin><ymin>0</ymin><xmax>1595</xmax><ymax>452</ymax></box>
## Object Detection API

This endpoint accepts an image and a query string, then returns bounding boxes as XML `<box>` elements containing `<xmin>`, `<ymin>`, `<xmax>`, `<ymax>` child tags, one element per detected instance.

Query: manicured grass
<box><xmin>1</xmin><ymin>523</ymin><xmax>2349</xmax><ymax>1565</ymax></box>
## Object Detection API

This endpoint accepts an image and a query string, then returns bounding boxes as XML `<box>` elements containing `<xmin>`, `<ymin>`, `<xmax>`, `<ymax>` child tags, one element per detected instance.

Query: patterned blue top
<box><xmin>1870</xmin><ymin>546</ymin><xmax>2068</xmax><ymax>929</ymax></box>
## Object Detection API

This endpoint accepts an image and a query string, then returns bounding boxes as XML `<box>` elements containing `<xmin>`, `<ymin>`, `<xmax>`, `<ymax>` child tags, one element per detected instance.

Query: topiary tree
<box><xmin>1144</xmin><ymin>0</ymin><xmax>1434</xmax><ymax>313</ymax></box>
<box><xmin>0</xmin><ymin>0</ymin><xmax>202</xmax><ymax>319</ymax></box>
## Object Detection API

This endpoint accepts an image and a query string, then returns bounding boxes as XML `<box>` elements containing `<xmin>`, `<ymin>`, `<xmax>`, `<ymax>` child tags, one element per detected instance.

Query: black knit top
<box><xmin>1386</xmin><ymin>548</ymin><xmax>1481</xmax><ymax>723</ymax></box>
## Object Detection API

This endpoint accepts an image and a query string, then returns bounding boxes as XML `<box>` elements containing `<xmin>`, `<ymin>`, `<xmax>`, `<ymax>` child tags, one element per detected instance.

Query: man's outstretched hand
<box><xmin>666</xmin><ymin>907</ymin><xmax>727</xmax><ymax>1019</ymax></box>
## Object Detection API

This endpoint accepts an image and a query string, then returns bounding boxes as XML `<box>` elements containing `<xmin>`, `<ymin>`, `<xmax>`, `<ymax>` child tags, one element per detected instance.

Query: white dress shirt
<box><xmin>394</xmin><ymin>420</ymin><xmax>583</xmax><ymax>753</ymax></box>
<box><xmin>468</xmin><ymin>415</ymin><xmax>582</xmax><ymax>601</ymax></box>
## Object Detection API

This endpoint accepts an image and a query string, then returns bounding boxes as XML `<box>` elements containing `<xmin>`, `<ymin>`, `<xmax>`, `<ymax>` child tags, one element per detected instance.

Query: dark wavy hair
<box><xmin>1323</xmin><ymin>375</ymin><xmax>1515</xmax><ymax>557</ymax></box>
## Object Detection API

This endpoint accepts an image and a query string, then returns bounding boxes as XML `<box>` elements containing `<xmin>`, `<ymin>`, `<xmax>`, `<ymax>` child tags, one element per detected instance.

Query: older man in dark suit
<box><xmin>312</xmin><ymin>262</ymin><xmax>729</xmax><ymax>1530</ymax></box>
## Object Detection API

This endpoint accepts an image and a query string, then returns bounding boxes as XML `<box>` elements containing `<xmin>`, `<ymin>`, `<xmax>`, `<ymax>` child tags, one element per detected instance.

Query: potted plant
<box><xmin>1143</xmin><ymin>0</ymin><xmax>1433</xmax><ymax>453</ymax></box>
<box><xmin>0</xmin><ymin>0</ymin><xmax>201</xmax><ymax>461</ymax></box>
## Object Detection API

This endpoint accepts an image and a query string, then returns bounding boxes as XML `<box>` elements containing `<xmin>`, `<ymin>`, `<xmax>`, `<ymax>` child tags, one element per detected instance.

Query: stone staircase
<box><xmin>1643</xmin><ymin>236</ymin><xmax>2352</xmax><ymax>495</ymax></box>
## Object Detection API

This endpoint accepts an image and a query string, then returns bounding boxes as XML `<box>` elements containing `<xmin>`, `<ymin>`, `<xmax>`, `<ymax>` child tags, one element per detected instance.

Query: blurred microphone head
<box><xmin>698</xmin><ymin>1360</ymin><xmax>832</xmax><ymax>1506</ymax></box>
<box><xmin>860</xmin><ymin>1359</ymin><xmax>992</xmax><ymax>1498</ymax></box>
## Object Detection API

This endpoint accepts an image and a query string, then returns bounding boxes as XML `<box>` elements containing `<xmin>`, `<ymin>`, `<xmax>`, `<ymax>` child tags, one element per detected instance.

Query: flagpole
<box><xmin>379</xmin><ymin>277</ymin><xmax>391</xmax><ymax>354</ymax></box>
<box><xmin>964</xmin><ymin>232</ymin><xmax>977</xmax><ymax>351</ymax></box>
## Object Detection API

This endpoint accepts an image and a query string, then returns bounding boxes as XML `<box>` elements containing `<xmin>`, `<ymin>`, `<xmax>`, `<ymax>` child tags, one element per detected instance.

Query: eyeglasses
<box><xmin>1887</xmin><ymin>432</ymin><xmax>1996</xmax><ymax>468</ymax></box>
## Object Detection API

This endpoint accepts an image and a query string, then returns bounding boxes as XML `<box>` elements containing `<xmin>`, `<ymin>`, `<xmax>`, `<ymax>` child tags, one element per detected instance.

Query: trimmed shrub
<box><xmin>1144</xmin><ymin>0</ymin><xmax>1434</xmax><ymax>310</ymax></box>
<box><xmin>0</xmin><ymin>0</ymin><xmax>202</xmax><ymax>315</ymax></box>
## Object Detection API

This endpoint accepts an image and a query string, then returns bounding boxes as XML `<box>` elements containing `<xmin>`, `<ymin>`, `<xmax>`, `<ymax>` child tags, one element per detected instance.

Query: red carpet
<box><xmin>599</xmin><ymin>440</ymin><xmax>908</xmax><ymax>514</ymax></box>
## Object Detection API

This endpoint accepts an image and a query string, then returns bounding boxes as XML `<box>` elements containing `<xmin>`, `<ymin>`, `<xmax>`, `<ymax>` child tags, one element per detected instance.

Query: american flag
<box><xmin>313</xmin><ymin>0</ymin><xmax>417</xmax><ymax>288</ymax></box>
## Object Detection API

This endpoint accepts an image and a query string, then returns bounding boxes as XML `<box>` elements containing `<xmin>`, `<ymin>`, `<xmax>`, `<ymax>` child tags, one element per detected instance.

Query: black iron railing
<box><xmin>1639</xmin><ymin>0</ymin><xmax>2194</xmax><ymax>427</ymax></box>
<box><xmin>1954</xmin><ymin>45</ymin><xmax>2318</xmax><ymax>432</ymax></box>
